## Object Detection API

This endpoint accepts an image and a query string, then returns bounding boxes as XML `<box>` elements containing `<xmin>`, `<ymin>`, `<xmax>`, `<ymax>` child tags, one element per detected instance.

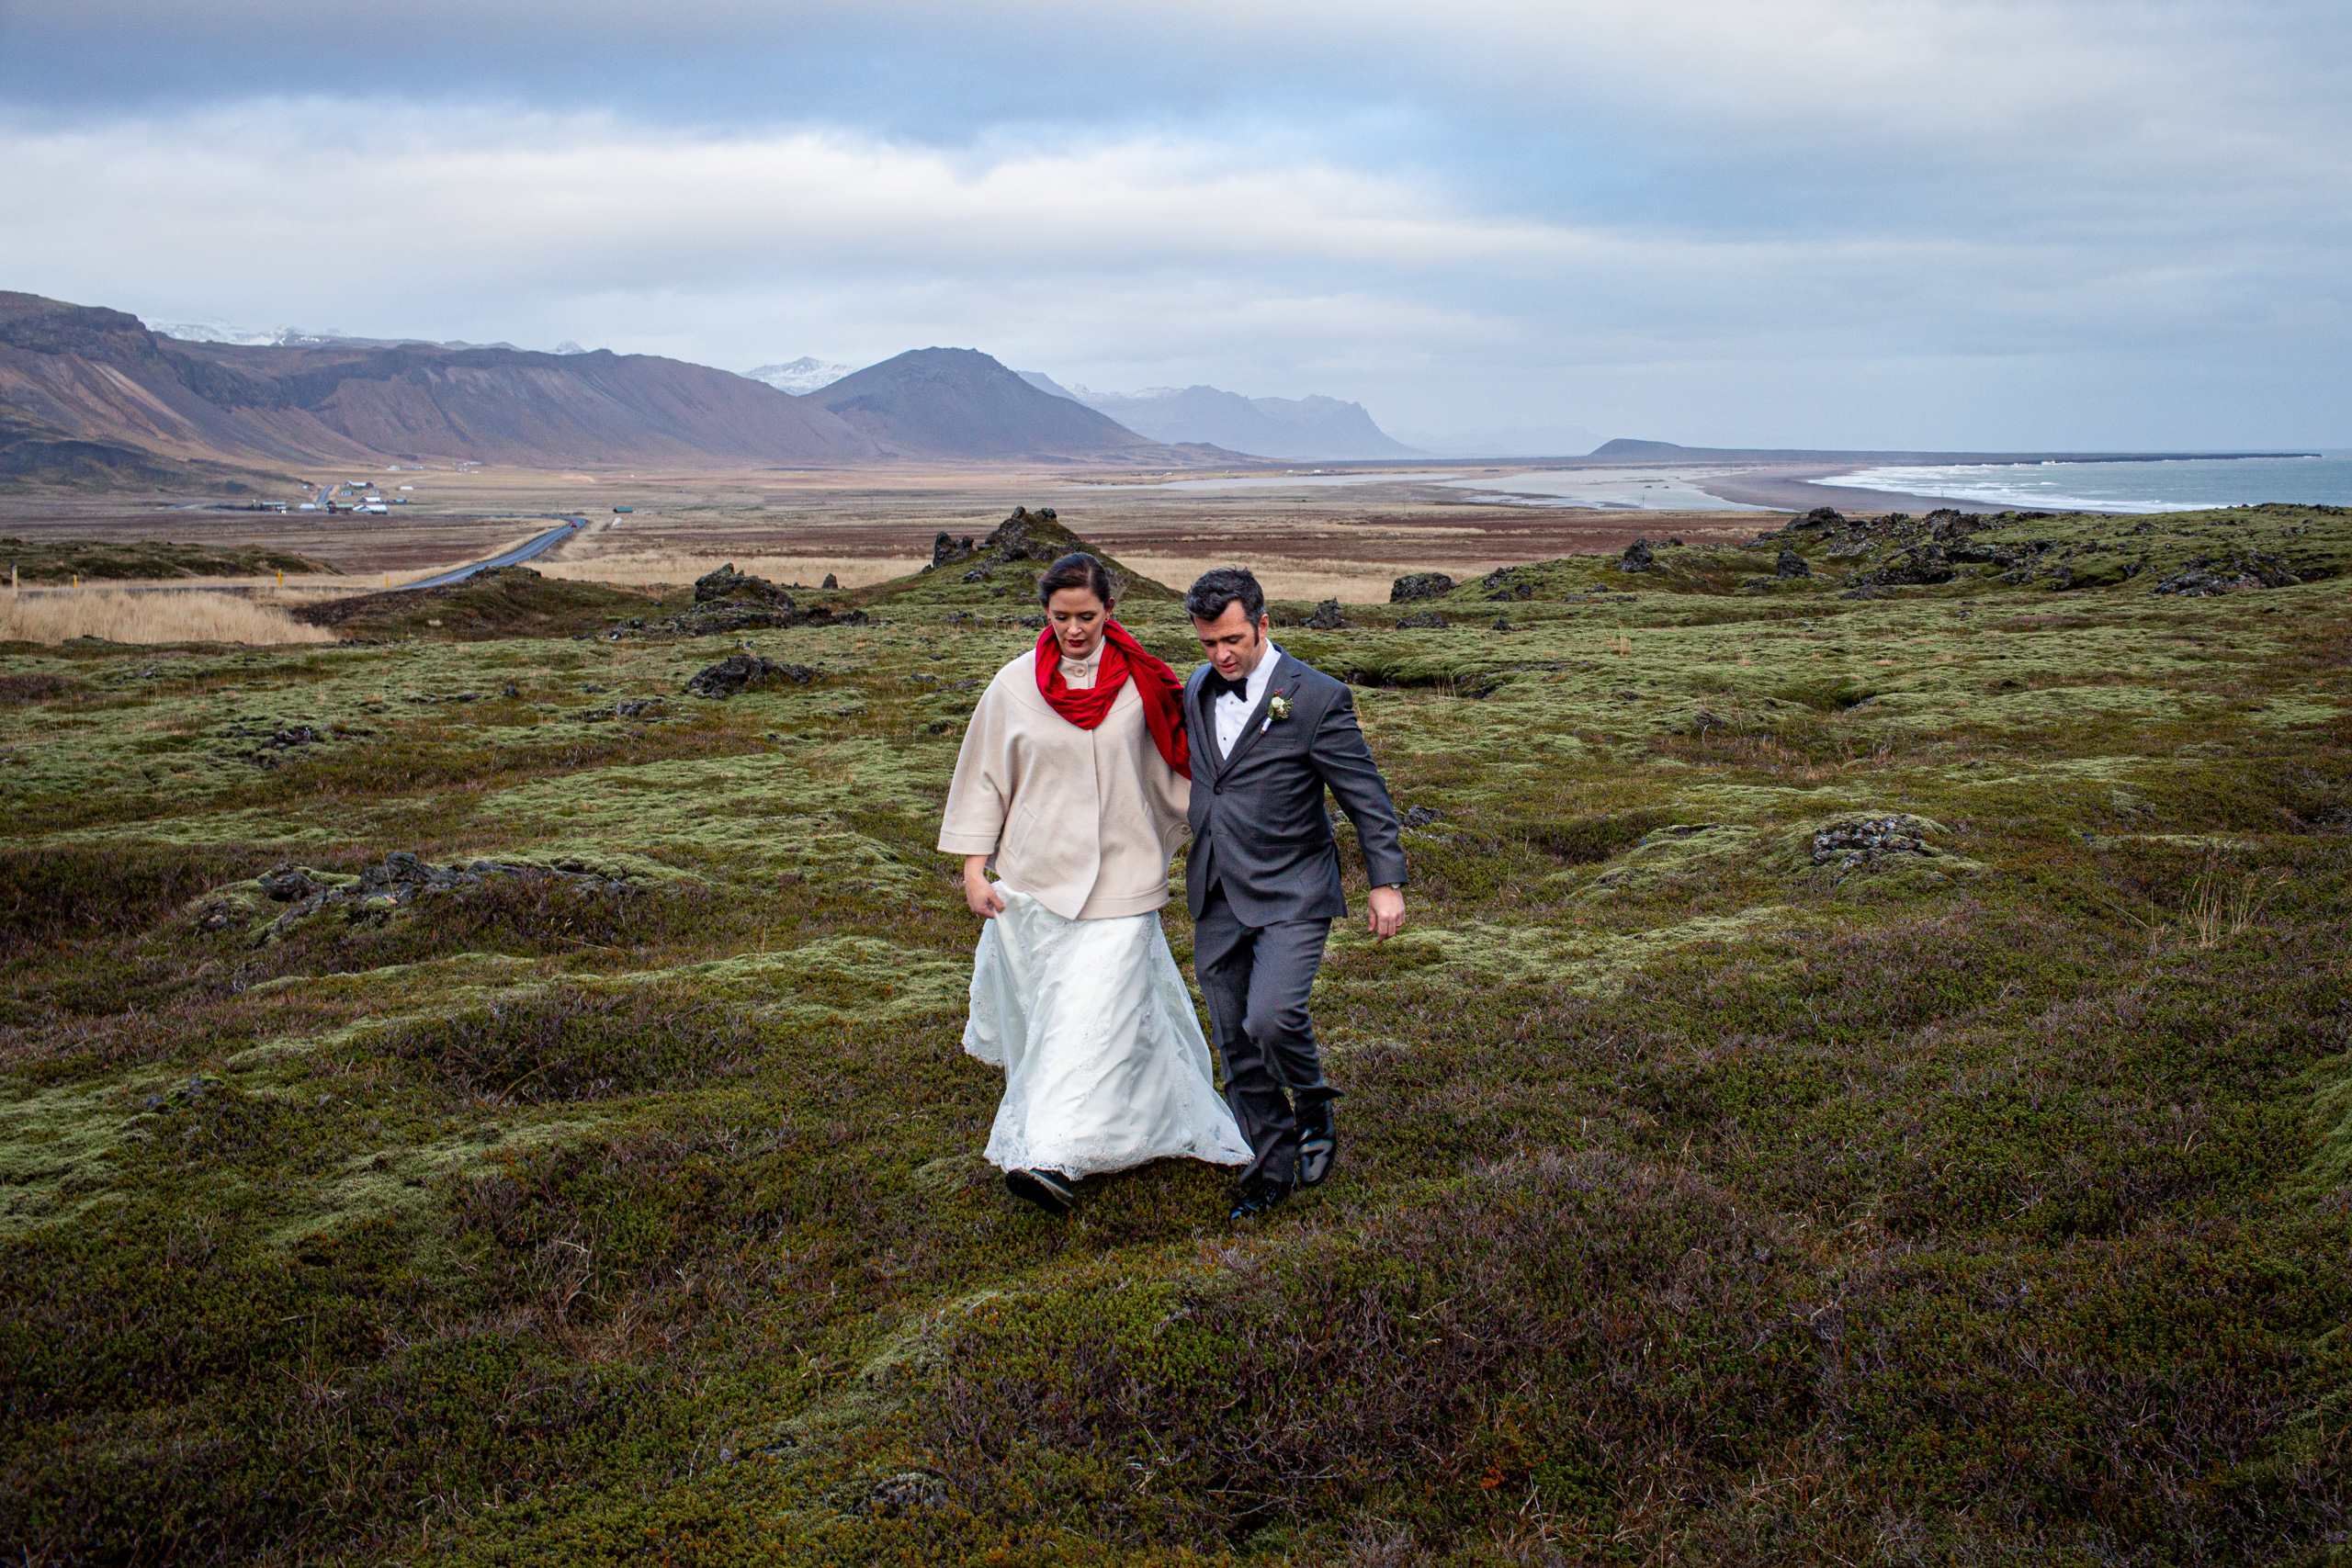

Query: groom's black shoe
<box><xmin>1228</xmin><ymin>1173</ymin><xmax>1292</xmax><ymax>1223</ymax></box>
<box><xmin>1295</xmin><ymin>1104</ymin><xmax>1338</xmax><ymax>1190</ymax></box>
<box><xmin>1005</xmin><ymin>1168</ymin><xmax>1075</xmax><ymax>1216</ymax></box>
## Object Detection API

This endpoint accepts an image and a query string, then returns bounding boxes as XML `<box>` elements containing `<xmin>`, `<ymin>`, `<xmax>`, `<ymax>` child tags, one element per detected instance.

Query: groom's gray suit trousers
<box><xmin>1193</xmin><ymin>883</ymin><xmax>1336</xmax><ymax>1188</ymax></box>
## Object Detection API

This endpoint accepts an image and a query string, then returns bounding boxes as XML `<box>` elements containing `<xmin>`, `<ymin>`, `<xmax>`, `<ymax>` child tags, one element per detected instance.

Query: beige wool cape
<box><xmin>937</xmin><ymin>644</ymin><xmax>1192</xmax><ymax>920</ymax></box>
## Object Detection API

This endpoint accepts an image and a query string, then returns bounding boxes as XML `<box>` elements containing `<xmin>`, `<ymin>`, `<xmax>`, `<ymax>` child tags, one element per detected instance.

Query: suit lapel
<box><xmin>1218</xmin><ymin>661</ymin><xmax>1301</xmax><ymax>778</ymax></box>
<box><xmin>1189</xmin><ymin>669</ymin><xmax>1229</xmax><ymax>773</ymax></box>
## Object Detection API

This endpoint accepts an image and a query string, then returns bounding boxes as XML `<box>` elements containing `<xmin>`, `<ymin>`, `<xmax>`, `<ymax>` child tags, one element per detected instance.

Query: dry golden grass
<box><xmin>0</xmin><ymin>588</ymin><xmax>338</xmax><ymax>645</ymax></box>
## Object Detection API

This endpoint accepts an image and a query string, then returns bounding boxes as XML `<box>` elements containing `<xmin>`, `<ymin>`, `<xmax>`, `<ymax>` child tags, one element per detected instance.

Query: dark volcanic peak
<box><xmin>816</xmin><ymin>347</ymin><xmax>1160</xmax><ymax>460</ymax></box>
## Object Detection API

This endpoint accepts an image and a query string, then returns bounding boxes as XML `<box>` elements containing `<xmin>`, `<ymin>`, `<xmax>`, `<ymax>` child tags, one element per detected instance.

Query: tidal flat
<box><xmin>3</xmin><ymin>502</ymin><xmax>2350</xmax><ymax>1565</ymax></box>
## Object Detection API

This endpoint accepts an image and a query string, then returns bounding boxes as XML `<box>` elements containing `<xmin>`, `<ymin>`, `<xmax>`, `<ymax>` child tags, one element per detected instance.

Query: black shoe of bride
<box><xmin>1295</xmin><ymin>1104</ymin><xmax>1338</xmax><ymax>1189</ymax></box>
<box><xmin>1004</xmin><ymin>1168</ymin><xmax>1076</xmax><ymax>1216</ymax></box>
<box><xmin>1227</xmin><ymin>1173</ymin><xmax>1292</xmax><ymax>1223</ymax></box>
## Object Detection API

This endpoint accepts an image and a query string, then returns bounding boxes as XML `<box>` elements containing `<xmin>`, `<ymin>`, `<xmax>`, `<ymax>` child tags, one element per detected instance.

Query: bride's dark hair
<box><xmin>1037</xmin><ymin>551</ymin><xmax>1118</xmax><ymax>608</ymax></box>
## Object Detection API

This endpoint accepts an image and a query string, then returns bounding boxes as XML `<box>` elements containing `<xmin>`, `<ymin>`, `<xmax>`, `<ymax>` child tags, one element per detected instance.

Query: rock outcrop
<box><xmin>2150</xmin><ymin>552</ymin><xmax>2302</xmax><ymax>596</ymax></box>
<box><xmin>685</xmin><ymin>654</ymin><xmax>820</xmax><ymax>699</ymax></box>
<box><xmin>695</xmin><ymin>563</ymin><xmax>795</xmax><ymax>606</ymax></box>
<box><xmin>1390</xmin><ymin>572</ymin><xmax>1454</xmax><ymax>603</ymax></box>
<box><xmin>1844</xmin><ymin>542</ymin><xmax>1955</xmax><ymax>591</ymax></box>
<box><xmin>198</xmin><ymin>852</ymin><xmax>640</xmax><ymax>945</ymax></box>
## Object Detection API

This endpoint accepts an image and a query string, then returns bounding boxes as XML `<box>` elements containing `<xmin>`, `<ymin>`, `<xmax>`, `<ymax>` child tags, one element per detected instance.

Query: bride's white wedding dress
<box><xmin>964</xmin><ymin>887</ymin><xmax>1252</xmax><ymax>1179</ymax></box>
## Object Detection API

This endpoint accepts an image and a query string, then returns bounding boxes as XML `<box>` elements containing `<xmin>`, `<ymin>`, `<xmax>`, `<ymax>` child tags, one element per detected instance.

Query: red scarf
<box><xmin>1034</xmin><ymin>618</ymin><xmax>1192</xmax><ymax>779</ymax></box>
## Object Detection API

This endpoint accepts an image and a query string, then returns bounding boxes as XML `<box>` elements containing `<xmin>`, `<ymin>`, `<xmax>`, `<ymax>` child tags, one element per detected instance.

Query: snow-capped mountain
<box><xmin>152</xmin><ymin>319</ymin><xmax>303</xmax><ymax>347</ymax></box>
<box><xmin>746</xmin><ymin>357</ymin><xmax>856</xmax><ymax>395</ymax></box>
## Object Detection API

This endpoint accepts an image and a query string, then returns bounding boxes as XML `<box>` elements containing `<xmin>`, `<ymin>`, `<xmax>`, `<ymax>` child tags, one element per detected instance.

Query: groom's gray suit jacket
<box><xmin>1182</xmin><ymin>653</ymin><xmax>1408</xmax><ymax>926</ymax></box>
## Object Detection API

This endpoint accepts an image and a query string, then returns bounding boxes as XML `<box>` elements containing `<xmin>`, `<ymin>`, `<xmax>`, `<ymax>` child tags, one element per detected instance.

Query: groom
<box><xmin>1182</xmin><ymin>568</ymin><xmax>1408</xmax><ymax>1221</ymax></box>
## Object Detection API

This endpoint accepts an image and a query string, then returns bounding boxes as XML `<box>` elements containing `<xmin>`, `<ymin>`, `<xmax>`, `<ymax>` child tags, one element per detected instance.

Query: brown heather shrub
<box><xmin>923</xmin><ymin>1151</ymin><xmax>1817</xmax><ymax>1553</ymax></box>
<box><xmin>376</xmin><ymin>983</ymin><xmax>764</xmax><ymax>1104</ymax></box>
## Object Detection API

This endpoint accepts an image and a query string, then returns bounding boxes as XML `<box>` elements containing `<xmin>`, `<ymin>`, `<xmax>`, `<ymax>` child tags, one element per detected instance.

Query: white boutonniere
<box><xmin>1267</xmin><ymin>694</ymin><xmax>1292</xmax><ymax>723</ymax></box>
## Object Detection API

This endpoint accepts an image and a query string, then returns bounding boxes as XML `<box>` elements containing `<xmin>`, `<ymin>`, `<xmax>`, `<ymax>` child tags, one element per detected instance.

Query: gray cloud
<box><xmin>2</xmin><ymin>1</ymin><xmax>2346</xmax><ymax>448</ymax></box>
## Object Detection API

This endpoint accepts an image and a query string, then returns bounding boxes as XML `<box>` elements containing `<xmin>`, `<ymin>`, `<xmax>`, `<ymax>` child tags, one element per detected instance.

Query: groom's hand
<box><xmin>1367</xmin><ymin>885</ymin><xmax>1406</xmax><ymax>942</ymax></box>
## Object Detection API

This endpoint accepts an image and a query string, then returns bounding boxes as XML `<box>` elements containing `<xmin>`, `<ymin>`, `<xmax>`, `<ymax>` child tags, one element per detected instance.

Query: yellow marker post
<box><xmin>277</xmin><ymin>570</ymin><xmax>284</xmax><ymax>587</ymax></box>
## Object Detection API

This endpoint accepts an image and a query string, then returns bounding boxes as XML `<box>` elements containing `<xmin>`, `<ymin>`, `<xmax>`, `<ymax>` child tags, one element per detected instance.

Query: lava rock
<box><xmin>258</xmin><ymin>864</ymin><xmax>316</xmax><ymax>902</ymax></box>
<box><xmin>685</xmin><ymin>654</ymin><xmax>820</xmax><ymax>699</ymax></box>
<box><xmin>1390</xmin><ymin>571</ymin><xmax>1455</xmax><ymax>603</ymax></box>
<box><xmin>1775</xmin><ymin>549</ymin><xmax>1811</xmax><ymax>579</ymax></box>
<box><xmin>1394</xmin><ymin>610</ymin><xmax>1450</xmax><ymax>629</ymax></box>
<box><xmin>1810</xmin><ymin>815</ymin><xmax>1939</xmax><ymax>881</ymax></box>
<box><xmin>2151</xmin><ymin>552</ymin><xmax>2302</xmax><ymax>596</ymax></box>
<box><xmin>1478</xmin><ymin>567</ymin><xmax>1536</xmax><ymax>601</ymax></box>
<box><xmin>1305</xmin><ymin>599</ymin><xmax>1348</xmax><ymax>629</ymax></box>
<box><xmin>694</xmin><ymin>564</ymin><xmax>795</xmax><ymax>608</ymax></box>
<box><xmin>821</xmin><ymin>573</ymin><xmax>839</xmax><ymax>590</ymax></box>
<box><xmin>1619</xmin><ymin>540</ymin><xmax>1657</xmax><ymax>572</ymax></box>
<box><xmin>1848</xmin><ymin>542</ymin><xmax>1955</xmax><ymax>589</ymax></box>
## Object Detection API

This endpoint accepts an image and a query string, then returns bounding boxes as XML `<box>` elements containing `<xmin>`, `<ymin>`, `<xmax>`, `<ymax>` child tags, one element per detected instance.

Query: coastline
<box><xmin>1694</xmin><ymin>465</ymin><xmax>2023</xmax><ymax>515</ymax></box>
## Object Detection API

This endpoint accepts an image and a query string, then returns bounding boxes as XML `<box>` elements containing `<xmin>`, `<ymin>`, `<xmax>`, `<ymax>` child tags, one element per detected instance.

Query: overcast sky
<box><xmin>3</xmin><ymin>0</ymin><xmax>2346</xmax><ymax>450</ymax></box>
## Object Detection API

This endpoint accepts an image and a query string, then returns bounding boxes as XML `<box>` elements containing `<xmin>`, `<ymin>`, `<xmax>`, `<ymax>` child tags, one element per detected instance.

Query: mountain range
<box><xmin>0</xmin><ymin>293</ymin><xmax>1234</xmax><ymax>485</ymax></box>
<box><xmin>1019</xmin><ymin>373</ymin><xmax>1417</xmax><ymax>460</ymax></box>
<box><xmin>0</xmin><ymin>293</ymin><xmax>884</xmax><ymax>479</ymax></box>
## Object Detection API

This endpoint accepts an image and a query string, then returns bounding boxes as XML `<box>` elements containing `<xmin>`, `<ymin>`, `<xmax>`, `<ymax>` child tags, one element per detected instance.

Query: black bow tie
<box><xmin>1206</xmin><ymin>671</ymin><xmax>1250</xmax><ymax>702</ymax></box>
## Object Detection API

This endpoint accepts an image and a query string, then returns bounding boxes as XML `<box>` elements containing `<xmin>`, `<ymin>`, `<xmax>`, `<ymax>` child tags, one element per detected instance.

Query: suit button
<box><xmin>1213</xmin><ymin>784</ymin><xmax>1224</xmax><ymax>794</ymax></box>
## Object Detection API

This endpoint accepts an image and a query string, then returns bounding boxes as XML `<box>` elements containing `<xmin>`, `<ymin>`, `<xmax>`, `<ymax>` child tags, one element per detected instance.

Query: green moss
<box><xmin>5</xmin><ymin>501</ymin><xmax>2352</xmax><ymax>1564</ymax></box>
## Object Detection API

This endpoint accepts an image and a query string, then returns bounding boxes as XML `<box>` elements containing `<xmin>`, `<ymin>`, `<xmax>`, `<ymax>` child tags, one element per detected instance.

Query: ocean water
<box><xmin>1820</xmin><ymin>453</ymin><xmax>2352</xmax><ymax>513</ymax></box>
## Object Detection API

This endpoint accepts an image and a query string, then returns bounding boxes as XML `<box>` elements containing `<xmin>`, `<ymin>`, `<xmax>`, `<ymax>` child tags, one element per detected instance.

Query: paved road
<box><xmin>399</xmin><ymin>516</ymin><xmax>590</xmax><ymax>590</ymax></box>
<box><xmin>11</xmin><ymin>514</ymin><xmax>592</xmax><ymax>597</ymax></box>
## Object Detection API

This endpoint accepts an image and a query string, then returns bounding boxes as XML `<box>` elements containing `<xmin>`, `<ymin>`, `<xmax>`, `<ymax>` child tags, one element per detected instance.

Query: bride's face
<box><xmin>1046</xmin><ymin>587</ymin><xmax>1113</xmax><ymax>661</ymax></box>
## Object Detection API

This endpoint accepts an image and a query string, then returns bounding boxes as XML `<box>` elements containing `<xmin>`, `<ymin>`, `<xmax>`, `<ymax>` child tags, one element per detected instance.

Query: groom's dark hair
<box><xmin>1185</xmin><ymin>568</ymin><xmax>1265</xmax><ymax>625</ymax></box>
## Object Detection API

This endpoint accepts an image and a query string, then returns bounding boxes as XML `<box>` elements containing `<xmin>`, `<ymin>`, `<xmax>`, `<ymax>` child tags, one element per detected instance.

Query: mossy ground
<box><xmin>1</xmin><ymin>536</ymin><xmax>336</xmax><ymax>584</ymax></box>
<box><xmin>3</xmin><ymin>504</ymin><xmax>2350</xmax><ymax>1565</ymax></box>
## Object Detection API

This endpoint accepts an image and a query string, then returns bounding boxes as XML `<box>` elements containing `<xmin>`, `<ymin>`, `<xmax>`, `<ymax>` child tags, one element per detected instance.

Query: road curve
<box><xmin>401</xmin><ymin>516</ymin><xmax>590</xmax><ymax>590</ymax></box>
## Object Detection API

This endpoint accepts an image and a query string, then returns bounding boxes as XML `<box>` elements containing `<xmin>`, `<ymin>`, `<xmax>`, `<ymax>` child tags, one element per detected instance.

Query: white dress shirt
<box><xmin>1211</xmin><ymin>644</ymin><xmax>1284</xmax><ymax>756</ymax></box>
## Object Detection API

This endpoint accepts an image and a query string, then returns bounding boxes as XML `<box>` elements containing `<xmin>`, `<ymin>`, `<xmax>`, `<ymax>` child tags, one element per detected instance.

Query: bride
<box><xmin>937</xmin><ymin>551</ymin><xmax>1252</xmax><ymax>1214</ymax></box>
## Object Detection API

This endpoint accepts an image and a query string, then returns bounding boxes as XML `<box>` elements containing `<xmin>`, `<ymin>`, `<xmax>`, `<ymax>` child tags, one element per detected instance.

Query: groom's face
<box><xmin>1191</xmin><ymin>602</ymin><xmax>1272</xmax><ymax>682</ymax></box>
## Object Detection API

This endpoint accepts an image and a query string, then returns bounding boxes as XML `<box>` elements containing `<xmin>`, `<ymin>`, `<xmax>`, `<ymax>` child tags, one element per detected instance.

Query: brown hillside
<box><xmin>0</xmin><ymin>292</ymin><xmax>885</xmax><ymax>472</ymax></box>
